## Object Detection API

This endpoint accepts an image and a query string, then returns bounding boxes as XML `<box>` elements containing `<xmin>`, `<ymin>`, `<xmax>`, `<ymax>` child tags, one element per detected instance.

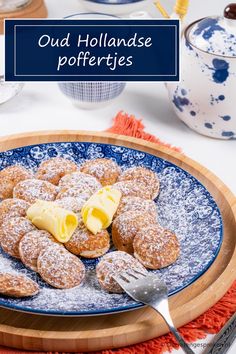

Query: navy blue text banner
<box><xmin>5</xmin><ymin>19</ymin><xmax>180</xmax><ymax>82</ymax></box>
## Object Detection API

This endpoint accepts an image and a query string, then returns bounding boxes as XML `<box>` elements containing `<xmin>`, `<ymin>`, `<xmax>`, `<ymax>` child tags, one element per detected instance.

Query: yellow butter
<box><xmin>27</xmin><ymin>200</ymin><xmax>78</xmax><ymax>243</ymax></box>
<box><xmin>82</xmin><ymin>186</ymin><xmax>121</xmax><ymax>235</ymax></box>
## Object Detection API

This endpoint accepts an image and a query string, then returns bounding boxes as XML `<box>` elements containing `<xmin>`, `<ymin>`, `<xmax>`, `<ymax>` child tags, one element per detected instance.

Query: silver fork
<box><xmin>114</xmin><ymin>269</ymin><xmax>195</xmax><ymax>354</ymax></box>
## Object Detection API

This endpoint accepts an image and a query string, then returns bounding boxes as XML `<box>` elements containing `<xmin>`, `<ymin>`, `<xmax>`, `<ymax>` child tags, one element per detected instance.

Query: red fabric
<box><xmin>0</xmin><ymin>111</ymin><xmax>235</xmax><ymax>354</ymax></box>
<box><xmin>106</xmin><ymin>111</ymin><xmax>182</xmax><ymax>153</ymax></box>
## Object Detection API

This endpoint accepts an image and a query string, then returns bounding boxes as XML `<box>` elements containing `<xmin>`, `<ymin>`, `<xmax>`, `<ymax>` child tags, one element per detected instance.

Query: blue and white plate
<box><xmin>0</xmin><ymin>142</ymin><xmax>223</xmax><ymax>316</ymax></box>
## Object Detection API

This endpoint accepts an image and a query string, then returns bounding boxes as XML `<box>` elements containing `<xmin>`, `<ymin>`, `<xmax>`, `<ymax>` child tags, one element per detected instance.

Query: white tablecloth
<box><xmin>0</xmin><ymin>0</ymin><xmax>235</xmax><ymax>353</ymax></box>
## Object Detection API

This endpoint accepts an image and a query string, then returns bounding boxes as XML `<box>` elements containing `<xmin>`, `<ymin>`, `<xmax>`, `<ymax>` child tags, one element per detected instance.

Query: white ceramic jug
<box><xmin>167</xmin><ymin>4</ymin><xmax>236</xmax><ymax>139</ymax></box>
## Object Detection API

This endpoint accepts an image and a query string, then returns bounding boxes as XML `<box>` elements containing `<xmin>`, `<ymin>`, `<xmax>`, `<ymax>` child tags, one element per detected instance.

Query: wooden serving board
<box><xmin>0</xmin><ymin>0</ymin><xmax>47</xmax><ymax>34</ymax></box>
<box><xmin>0</xmin><ymin>131</ymin><xmax>235</xmax><ymax>353</ymax></box>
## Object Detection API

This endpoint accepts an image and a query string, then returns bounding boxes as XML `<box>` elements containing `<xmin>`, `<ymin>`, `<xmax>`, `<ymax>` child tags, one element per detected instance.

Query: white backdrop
<box><xmin>0</xmin><ymin>1</ymin><xmax>235</xmax><ymax>353</ymax></box>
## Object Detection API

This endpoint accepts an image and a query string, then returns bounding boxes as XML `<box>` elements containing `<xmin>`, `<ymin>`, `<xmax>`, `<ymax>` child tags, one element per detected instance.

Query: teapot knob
<box><xmin>224</xmin><ymin>3</ymin><xmax>236</xmax><ymax>19</ymax></box>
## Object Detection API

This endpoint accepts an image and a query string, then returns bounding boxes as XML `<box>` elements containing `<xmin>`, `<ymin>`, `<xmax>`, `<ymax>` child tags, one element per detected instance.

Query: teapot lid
<box><xmin>188</xmin><ymin>3</ymin><xmax>236</xmax><ymax>57</ymax></box>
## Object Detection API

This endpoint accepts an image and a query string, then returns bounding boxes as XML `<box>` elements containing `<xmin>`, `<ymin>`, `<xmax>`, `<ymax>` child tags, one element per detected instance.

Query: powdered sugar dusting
<box><xmin>55</xmin><ymin>197</ymin><xmax>85</xmax><ymax>213</ymax></box>
<box><xmin>0</xmin><ymin>198</ymin><xmax>30</xmax><ymax>226</ymax></box>
<box><xmin>116</xmin><ymin>196</ymin><xmax>157</xmax><ymax>219</ymax></box>
<box><xmin>112</xmin><ymin>211</ymin><xmax>156</xmax><ymax>248</ymax></box>
<box><xmin>80</xmin><ymin>158</ymin><xmax>121</xmax><ymax>185</ymax></box>
<box><xmin>13</xmin><ymin>179</ymin><xmax>58</xmax><ymax>204</ymax></box>
<box><xmin>118</xmin><ymin>166</ymin><xmax>160</xmax><ymax>199</ymax></box>
<box><xmin>56</xmin><ymin>187</ymin><xmax>91</xmax><ymax>201</ymax></box>
<box><xmin>59</xmin><ymin>172</ymin><xmax>101</xmax><ymax>193</ymax></box>
<box><xmin>113</xmin><ymin>181</ymin><xmax>152</xmax><ymax>199</ymax></box>
<box><xmin>0</xmin><ymin>217</ymin><xmax>36</xmax><ymax>258</ymax></box>
<box><xmin>133</xmin><ymin>226</ymin><xmax>180</xmax><ymax>269</ymax></box>
<box><xmin>38</xmin><ymin>244</ymin><xmax>85</xmax><ymax>289</ymax></box>
<box><xmin>65</xmin><ymin>227</ymin><xmax>110</xmax><ymax>258</ymax></box>
<box><xmin>36</xmin><ymin>157</ymin><xmax>78</xmax><ymax>185</ymax></box>
<box><xmin>19</xmin><ymin>230</ymin><xmax>58</xmax><ymax>271</ymax></box>
<box><xmin>0</xmin><ymin>165</ymin><xmax>33</xmax><ymax>199</ymax></box>
<box><xmin>96</xmin><ymin>251</ymin><xmax>147</xmax><ymax>293</ymax></box>
<box><xmin>0</xmin><ymin>142</ymin><xmax>222</xmax><ymax>315</ymax></box>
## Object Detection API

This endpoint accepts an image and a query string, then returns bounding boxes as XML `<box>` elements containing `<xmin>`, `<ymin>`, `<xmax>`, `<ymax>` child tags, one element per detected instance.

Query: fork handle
<box><xmin>150</xmin><ymin>304</ymin><xmax>195</xmax><ymax>354</ymax></box>
<box><xmin>168</xmin><ymin>326</ymin><xmax>195</xmax><ymax>354</ymax></box>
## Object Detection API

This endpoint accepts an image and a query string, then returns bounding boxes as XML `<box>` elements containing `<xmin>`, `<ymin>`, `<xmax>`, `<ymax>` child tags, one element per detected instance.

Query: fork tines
<box><xmin>114</xmin><ymin>269</ymin><xmax>147</xmax><ymax>284</ymax></box>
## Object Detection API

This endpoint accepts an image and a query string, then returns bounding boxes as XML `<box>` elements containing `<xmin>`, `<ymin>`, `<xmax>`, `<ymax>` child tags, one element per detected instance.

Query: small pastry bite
<box><xmin>0</xmin><ymin>198</ymin><xmax>30</xmax><ymax>227</ymax></box>
<box><xmin>27</xmin><ymin>200</ymin><xmax>78</xmax><ymax>243</ymax></box>
<box><xmin>112</xmin><ymin>210</ymin><xmax>157</xmax><ymax>254</ymax></box>
<box><xmin>37</xmin><ymin>244</ymin><xmax>85</xmax><ymax>289</ymax></box>
<box><xmin>96</xmin><ymin>251</ymin><xmax>147</xmax><ymax>293</ymax></box>
<box><xmin>0</xmin><ymin>217</ymin><xmax>36</xmax><ymax>258</ymax></box>
<box><xmin>116</xmin><ymin>196</ymin><xmax>157</xmax><ymax>219</ymax></box>
<box><xmin>113</xmin><ymin>180</ymin><xmax>153</xmax><ymax>200</ymax></box>
<box><xmin>55</xmin><ymin>197</ymin><xmax>85</xmax><ymax>214</ymax></box>
<box><xmin>56</xmin><ymin>187</ymin><xmax>91</xmax><ymax>202</ymax></box>
<box><xmin>56</xmin><ymin>197</ymin><xmax>85</xmax><ymax>226</ymax></box>
<box><xmin>118</xmin><ymin>166</ymin><xmax>160</xmax><ymax>199</ymax></box>
<box><xmin>0</xmin><ymin>272</ymin><xmax>39</xmax><ymax>298</ymax></box>
<box><xmin>82</xmin><ymin>186</ymin><xmax>121</xmax><ymax>235</ymax></box>
<box><xmin>19</xmin><ymin>230</ymin><xmax>59</xmax><ymax>272</ymax></box>
<box><xmin>80</xmin><ymin>158</ymin><xmax>121</xmax><ymax>186</ymax></box>
<box><xmin>13</xmin><ymin>179</ymin><xmax>58</xmax><ymax>204</ymax></box>
<box><xmin>0</xmin><ymin>165</ymin><xmax>33</xmax><ymax>199</ymax></box>
<box><xmin>58</xmin><ymin>172</ymin><xmax>102</xmax><ymax>194</ymax></box>
<box><xmin>133</xmin><ymin>225</ymin><xmax>180</xmax><ymax>269</ymax></box>
<box><xmin>65</xmin><ymin>227</ymin><xmax>110</xmax><ymax>258</ymax></box>
<box><xmin>36</xmin><ymin>157</ymin><xmax>78</xmax><ymax>185</ymax></box>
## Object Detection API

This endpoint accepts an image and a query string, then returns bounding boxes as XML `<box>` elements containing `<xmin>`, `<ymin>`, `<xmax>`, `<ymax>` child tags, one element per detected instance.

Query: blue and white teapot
<box><xmin>167</xmin><ymin>4</ymin><xmax>236</xmax><ymax>139</ymax></box>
